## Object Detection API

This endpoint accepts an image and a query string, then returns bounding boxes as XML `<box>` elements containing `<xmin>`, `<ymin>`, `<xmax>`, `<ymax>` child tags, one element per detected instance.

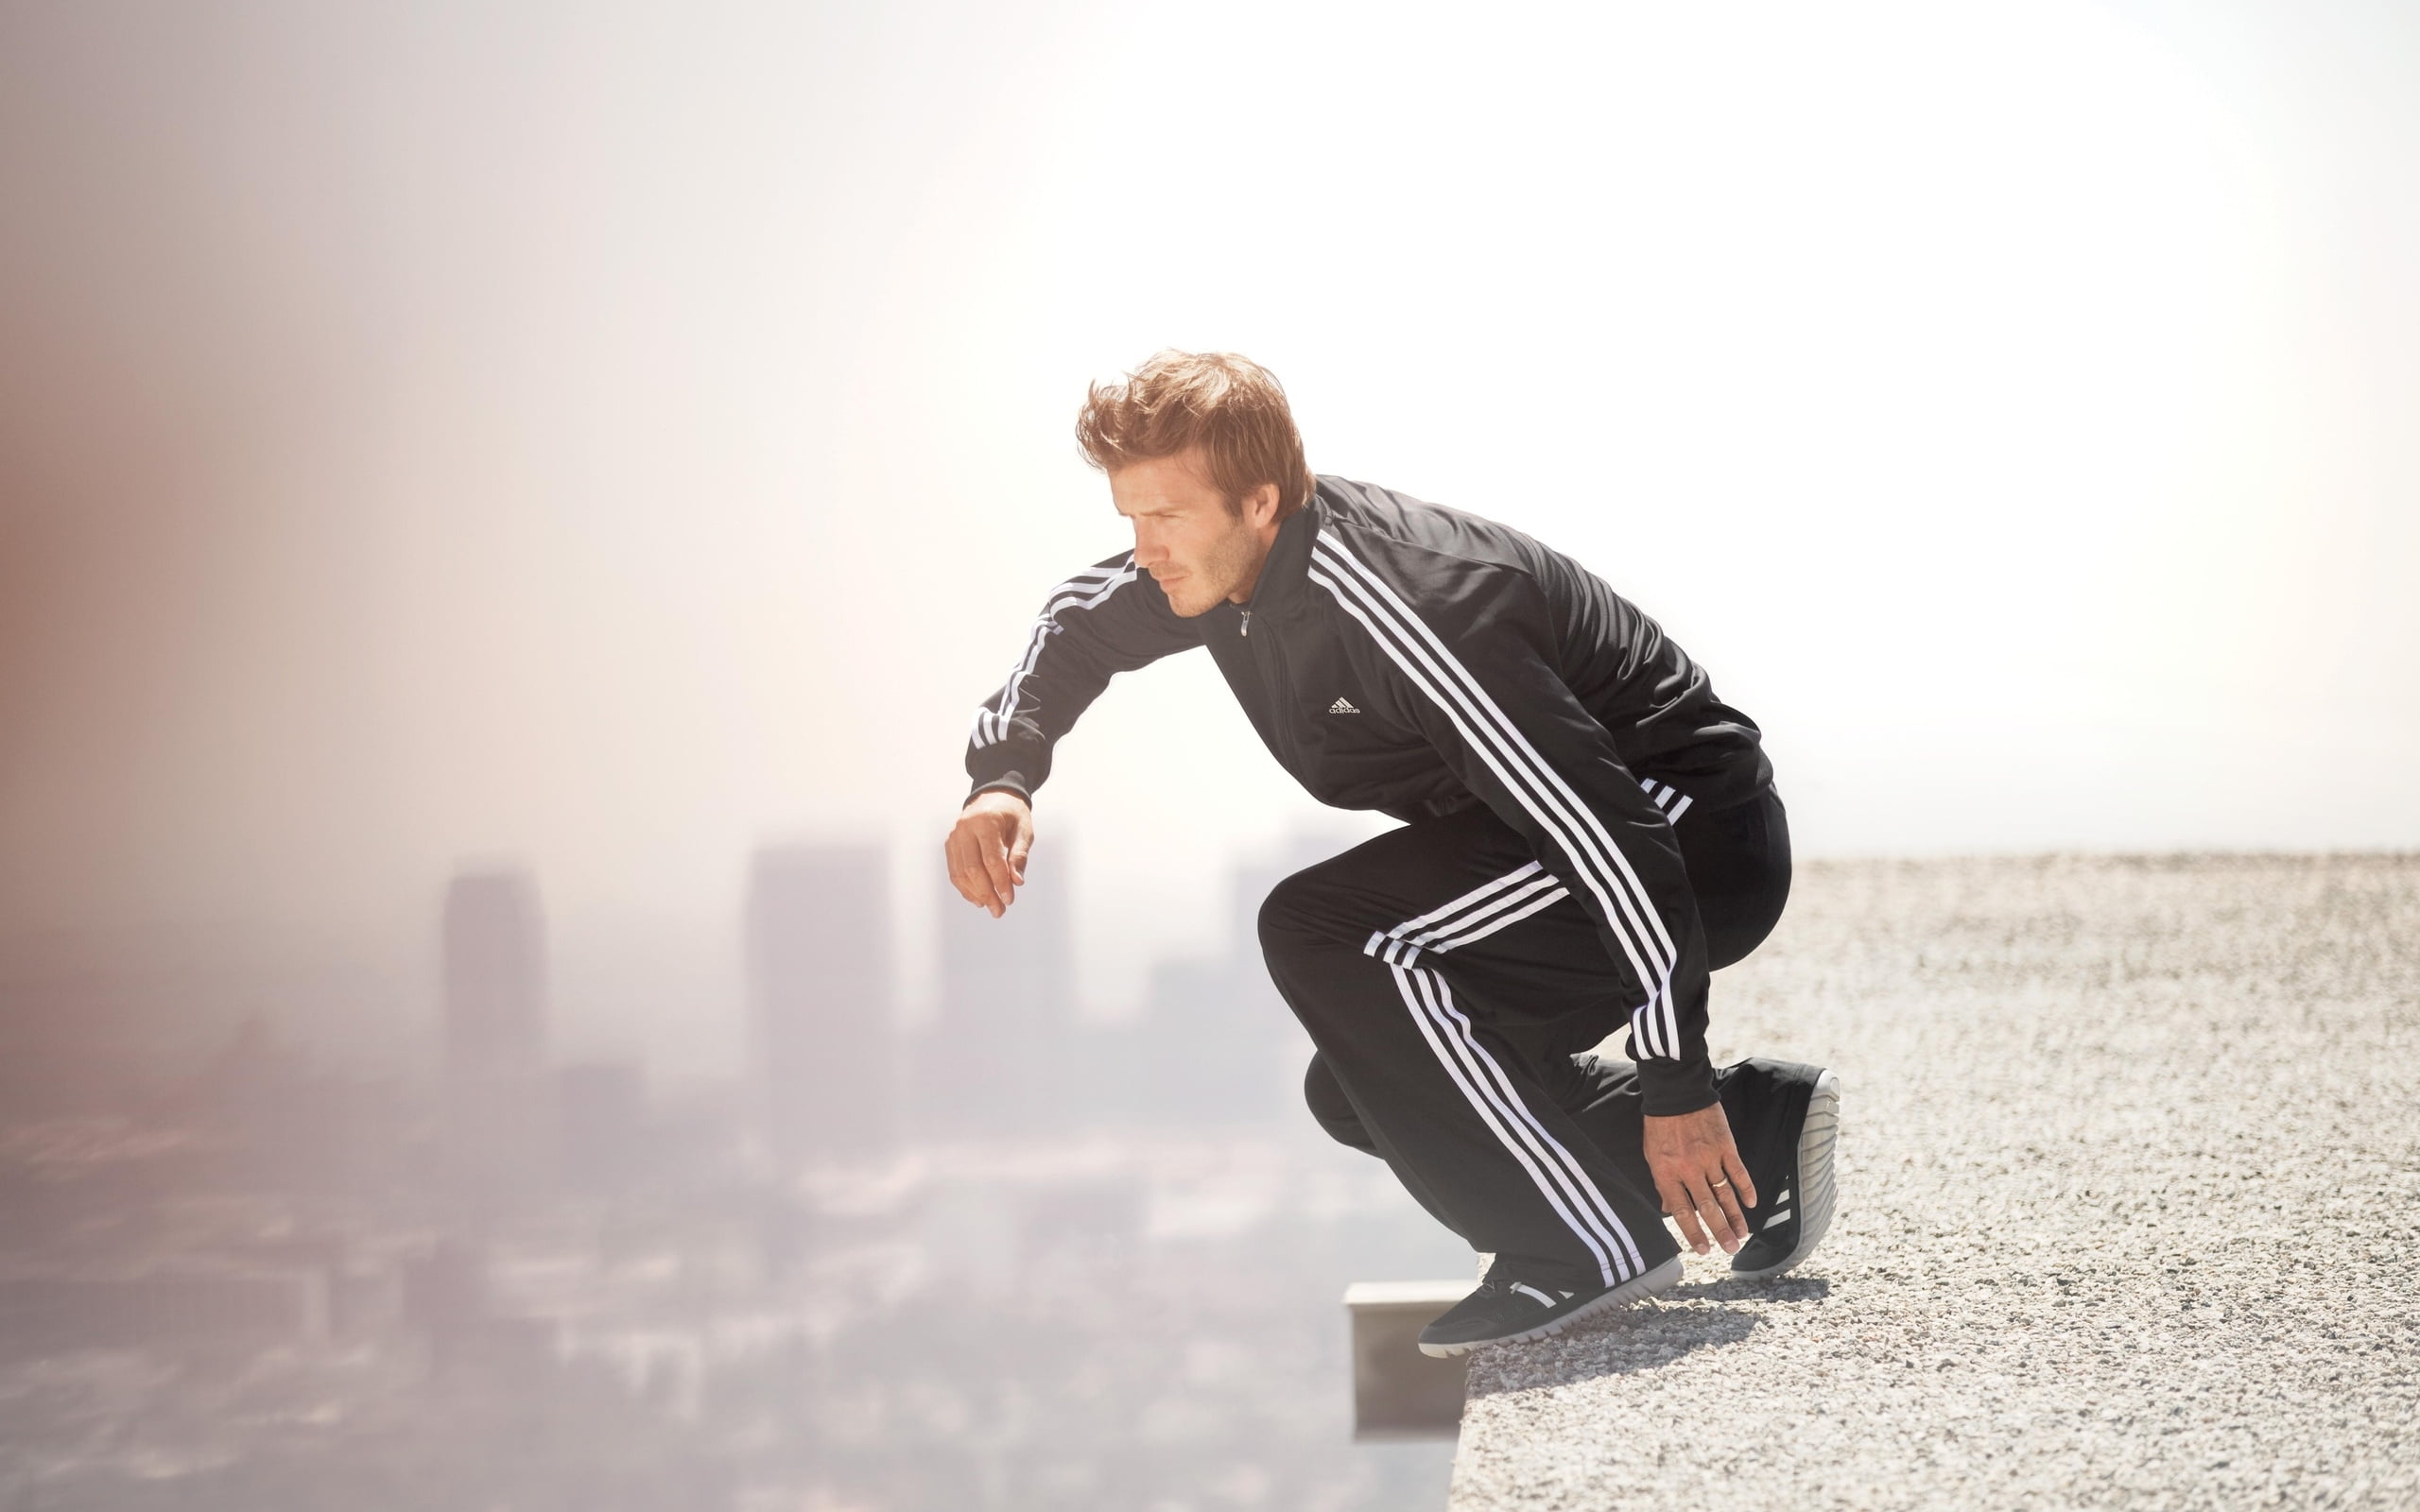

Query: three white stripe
<box><xmin>971</xmin><ymin>560</ymin><xmax>1140</xmax><ymax>748</ymax></box>
<box><xmin>1388</xmin><ymin>959</ymin><xmax>1645</xmax><ymax>1286</ymax></box>
<box><xmin>1639</xmin><ymin>778</ymin><xmax>1693</xmax><ymax>824</ymax></box>
<box><xmin>1360</xmin><ymin>860</ymin><xmax>1572</xmax><ymax>967</ymax></box>
<box><xmin>1305</xmin><ymin>536</ymin><xmax>1685</xmax><ymax>1061</ymax></box>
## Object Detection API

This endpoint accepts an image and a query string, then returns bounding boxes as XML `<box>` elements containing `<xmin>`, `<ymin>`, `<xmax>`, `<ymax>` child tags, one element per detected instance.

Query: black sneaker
<box><xmin>1416</xmin><ymin>1253</ymin><xmax>1684</xmax><ymax>1358</ymax></box>
<box><xmin>1717</xmin><ymin>1059</ymin><xmax>1841</xmax><ymax>1280</ymax></box>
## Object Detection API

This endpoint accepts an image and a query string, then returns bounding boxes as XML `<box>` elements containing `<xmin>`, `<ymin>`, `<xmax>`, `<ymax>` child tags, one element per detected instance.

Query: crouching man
<box><xmin>944</xmin><ymin>351</ymin><xmax>1840</xmax><ymax>1355</ymax></box>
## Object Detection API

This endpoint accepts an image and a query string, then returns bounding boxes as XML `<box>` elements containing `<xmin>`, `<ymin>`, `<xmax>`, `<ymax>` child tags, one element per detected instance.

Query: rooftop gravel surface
<box><xmin>1450</xmin><ymin>854</ymin><xmax>2420</xmax><ymax>1511</ymax></box>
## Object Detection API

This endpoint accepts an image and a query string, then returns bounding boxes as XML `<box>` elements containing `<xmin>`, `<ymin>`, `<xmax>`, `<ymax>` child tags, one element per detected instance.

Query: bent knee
<box><xmin>1256</xmin><ymin>866</ymin><xmax>1346</xmax><ymax>962</ymax></box>
<box><xmin>1302</xmin><ymin>1054</ymin><xmax>1376</xmax><ymax>1155</ymax></box>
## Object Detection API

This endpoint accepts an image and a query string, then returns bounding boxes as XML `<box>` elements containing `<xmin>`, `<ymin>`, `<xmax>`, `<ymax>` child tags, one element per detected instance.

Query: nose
<box><xmin>1130</xmin><ymin>522</ymin><xmax>1167</xmax><ymax>570</ymax></box>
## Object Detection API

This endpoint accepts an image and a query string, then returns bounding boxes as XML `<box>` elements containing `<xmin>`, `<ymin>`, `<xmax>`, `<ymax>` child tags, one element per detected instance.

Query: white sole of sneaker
<box><xmin>1418</xmin><ymin>1252</ymin><xmax>1685</xmax><ymax>1358</ymax></box>
<box><xmin>1732</xmin><ymin>1068</ymin><xmax>1841</xmax><ymax>1280</ymax></box>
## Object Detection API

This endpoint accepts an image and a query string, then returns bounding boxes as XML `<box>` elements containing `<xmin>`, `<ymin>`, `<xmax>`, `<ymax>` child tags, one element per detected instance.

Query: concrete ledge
<box><xmin>1344</xmin><ymin>1280</ymin><xmax>1473</xmax><ymax>1439</ymax></box>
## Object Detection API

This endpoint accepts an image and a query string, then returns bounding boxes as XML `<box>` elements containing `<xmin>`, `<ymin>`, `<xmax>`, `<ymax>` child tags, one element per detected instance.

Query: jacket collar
<box><xmin>1238</xmin><ymin>489</ymin><xmax>1326</xmax><ymax>626</ymax></box>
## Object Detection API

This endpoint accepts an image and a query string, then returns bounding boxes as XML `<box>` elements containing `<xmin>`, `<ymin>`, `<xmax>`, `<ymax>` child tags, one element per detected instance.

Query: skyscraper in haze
<box><xmin>926</xmin><ymin>848</ymin><xmax>1077</xmax><ymax>1136</ymax></box>
<box><xmin>440</xmin><ymin>868</ymin><xmax>551</xmax><ymax>1199</ymax></box>
<box><xmin>442</xmin><ymin>870</ymin><xmax>547</xmax><ymax>1079</ymax></box>
<box><xmin>747</xmin><ymin>843</ymin><xmax>900</xmax><ymax>1167</ymax></box>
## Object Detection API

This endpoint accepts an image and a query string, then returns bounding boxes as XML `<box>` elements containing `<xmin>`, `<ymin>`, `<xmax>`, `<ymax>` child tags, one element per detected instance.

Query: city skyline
<box><xmin>0</xmin><ymin>835</ymin><xmax>1469</xmax><ymax>1510</ymax></box>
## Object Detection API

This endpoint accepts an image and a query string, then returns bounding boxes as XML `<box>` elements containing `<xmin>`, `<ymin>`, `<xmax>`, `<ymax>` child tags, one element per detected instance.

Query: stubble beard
<box><xmin>1162</xmin><ymin>524</ymin><xmax>1258</xmax><ymax>618</ymax></box>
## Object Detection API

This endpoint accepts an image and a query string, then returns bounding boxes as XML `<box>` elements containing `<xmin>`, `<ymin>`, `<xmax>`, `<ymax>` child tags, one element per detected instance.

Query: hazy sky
<box><xmin>2</xmin><ymin>0</ymin><xmax>2413</xmax><ymax>1059</ymax></box>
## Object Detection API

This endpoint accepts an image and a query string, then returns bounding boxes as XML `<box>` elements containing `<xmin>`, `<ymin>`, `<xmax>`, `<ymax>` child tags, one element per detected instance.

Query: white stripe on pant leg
<box><xmin>1368</xmin><ymin>871</ymin><xmax>1557</xmax><ymax>964</ymax></box>
<box><xmin>1362</xmin><ymin>931</ymin><xmax>1421</xmax><ymax>966</ymax></box>
<box><xmin>1404</xmin><ymin>966</ymin><xmax>1631</xmax><ymax>1284</ymax></box>
<box><xmin>1406</xmin><ymin>873</ymin><xmax>1565</xmax><ymax>950</ymax></box>
<box><xmin>1419</xmin><ymin>970</ymin><xmax>1649</xmax><ymax>1278</ymax></box>
<box><xmin>1636</xmin><ymin>778</ymin><xmax>1693</xmax><ymax>826</ymax></box>
<box><xmin>1403</xmin><ymin>872</ymin><xmax>1559</xmax><ymax>948</ymax></box>
<box><xmin>1376</xmin><ymin>869</ymin><xmax>1644</xmax><ymax>1276</ymax></box>
<box><xmin>1388</xmin><ymin>965</ymin><xmax>1621</xmax><ymax>1286</ymax></box>
<box><xmin>1406</xmin><ymin>968</ymin><xmax>1632</xmax><ymax>1274</ymax></box>
<box><xmin>1422</xmin><ymin>885</ymin><xmax>1572</xmax><ymax>954</ymax></box>
<box><xmin>1383</xmin><ymin>861</ymin><xmax>1545</xmax><ymax>943</ymax></box>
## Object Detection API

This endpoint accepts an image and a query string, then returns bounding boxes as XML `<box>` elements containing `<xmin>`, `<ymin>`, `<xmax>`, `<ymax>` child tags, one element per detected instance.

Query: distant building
<box><xmin>442</xmin><ymin>869</ymin><xmax>548</xmax><ymax>1080</ymax></box>
<box><xmin>747</xmin><ymin>843</ymin><xmax>900</xmax><ymax>1167</ymax></box>
<box><xmin>440</xmin><ymin>868</ymin><xmax>552</xmax><ymax>1199</ymax></box>
<box><xmin>924</xmin><ymin>851</ymin><xmax>1079</xmax><ymax>1137</ymax></box>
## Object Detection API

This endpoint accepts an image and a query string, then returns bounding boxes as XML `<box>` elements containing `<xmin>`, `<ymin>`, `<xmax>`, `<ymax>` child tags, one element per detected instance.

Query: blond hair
<box><xmin>1074</xmin><ymin>351</ymin><xmax>1314</xmax><ymax>517</ymax></box>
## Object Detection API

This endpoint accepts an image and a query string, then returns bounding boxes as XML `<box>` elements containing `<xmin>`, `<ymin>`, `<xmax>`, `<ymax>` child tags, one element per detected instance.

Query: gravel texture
<box><xmin>1449</xmin><ymin>855</ymin><xmax>2420</xmax><ymax>1511</ymax></box>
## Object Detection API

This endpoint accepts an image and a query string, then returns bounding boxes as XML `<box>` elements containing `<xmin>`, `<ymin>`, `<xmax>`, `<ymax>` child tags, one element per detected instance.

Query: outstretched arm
<box><xmin>951</xmin><ymin>550</ymin><xmax>1197</xmax><ymax>915</ymax></box>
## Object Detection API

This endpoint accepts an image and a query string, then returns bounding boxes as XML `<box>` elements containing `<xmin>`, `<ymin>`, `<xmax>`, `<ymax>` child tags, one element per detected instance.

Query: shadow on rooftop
<box><xmin>1665</xmin><ymin>1273</ymin><xmax>1831</xmax><ymax>1304</ymax></box>
<box><xmin>1461</xmin><ymin>1275</ymin><xmax>1830</xmax><ymax>1397</ymax></box>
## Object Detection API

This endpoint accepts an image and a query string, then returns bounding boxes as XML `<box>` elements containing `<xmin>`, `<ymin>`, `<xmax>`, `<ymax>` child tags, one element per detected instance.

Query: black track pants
<box><xmin>1275</xmin><ymin>789</ymin><xmax>1791</xmax><ymax>1287</ymax></box>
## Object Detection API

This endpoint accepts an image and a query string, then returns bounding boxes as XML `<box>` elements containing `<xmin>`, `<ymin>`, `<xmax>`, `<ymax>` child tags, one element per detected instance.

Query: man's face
<box><xmin>1110</xmin><ymin>450</ymin><xmax>1280</xmax><ymax>617</ymax></box>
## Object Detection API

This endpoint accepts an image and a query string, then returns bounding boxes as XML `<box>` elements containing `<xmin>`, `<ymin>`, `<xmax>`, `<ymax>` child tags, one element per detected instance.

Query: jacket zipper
<box><xmin>1246</xmin><ymin>608</ymin><xmax>1306</xmax><ymax>773</ymax></box>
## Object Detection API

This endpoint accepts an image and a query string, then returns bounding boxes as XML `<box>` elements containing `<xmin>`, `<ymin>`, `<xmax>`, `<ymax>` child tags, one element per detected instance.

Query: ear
<box><xmin>1243</xmin><ymin>481</ymin><xmax>1283</xmax><ymax>531</ymax></box>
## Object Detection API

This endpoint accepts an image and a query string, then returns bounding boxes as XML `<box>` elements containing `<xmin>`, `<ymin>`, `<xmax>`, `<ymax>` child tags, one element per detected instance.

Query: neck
<box><xmin>1226</xmin><ymin>516</ymin><xmax>1286</xmax><ymax>605</ymax></box>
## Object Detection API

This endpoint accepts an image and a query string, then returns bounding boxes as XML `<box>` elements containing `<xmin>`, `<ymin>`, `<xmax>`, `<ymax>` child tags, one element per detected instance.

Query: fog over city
<box><xmin>1</xmin><ymin>0</ymin><xmax>2414</xmax><ymax>1507</ymax></box>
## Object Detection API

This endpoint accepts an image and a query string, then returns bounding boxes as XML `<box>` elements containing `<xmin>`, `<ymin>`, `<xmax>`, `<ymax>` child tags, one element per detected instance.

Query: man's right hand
<box><xmin>944</xmin><ymin>790</ymin><xmax>1035</xmax><ymax>918</ymax></box>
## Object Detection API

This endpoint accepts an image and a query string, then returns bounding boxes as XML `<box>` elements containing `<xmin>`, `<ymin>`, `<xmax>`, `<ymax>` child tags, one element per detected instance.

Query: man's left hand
<box><xmin>1643</xmin><ymin>1102</ymin><xmax>1757</xmax><ymax>1256</ymax></box>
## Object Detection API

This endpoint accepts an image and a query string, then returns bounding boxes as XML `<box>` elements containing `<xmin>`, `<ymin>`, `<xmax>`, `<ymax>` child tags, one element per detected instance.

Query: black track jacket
<box><xmin>963</xmin><ymin>476</ymin><xmax>1772</xmax><ymax>1114</ymax></box>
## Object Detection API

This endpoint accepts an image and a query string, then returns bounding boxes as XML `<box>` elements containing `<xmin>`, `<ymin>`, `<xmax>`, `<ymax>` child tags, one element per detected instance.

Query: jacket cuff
<box><xmin>1636</xmin><ymin>1051</ymin><xmax>1719</xmax><ymax>1117</ymax></box>
<box><xmin>964</xmin><ymin>772</ymin><xmax>1033</xmax><ymax>807</ymax></box>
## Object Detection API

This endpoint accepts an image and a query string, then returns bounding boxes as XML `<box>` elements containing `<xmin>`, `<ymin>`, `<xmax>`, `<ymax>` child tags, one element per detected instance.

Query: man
<box><xmin>944</xmin><ymin>352</ymin><xmax>1839</xmax><ymax>1355</ymax></box>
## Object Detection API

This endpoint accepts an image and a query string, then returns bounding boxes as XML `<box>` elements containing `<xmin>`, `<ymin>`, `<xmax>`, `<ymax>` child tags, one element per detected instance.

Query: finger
<box><xmin>1683</xmin><ymin>1174</ymin><xmax>1738</xmax><ymax>1254</ymax></box>
<box><xmin>1724</xmin><ymin>1148</ymin><xmax>1757</xmax><ymax>1215</ymax></box>
<box><xmin>942</xmin><ymin>832</ymin><xmax>974</xmax><ymax>904</ymax></box>
<box><xmin>948</xmin><ymin>819</ymin><xmax>1006</xmax><ymax>915</ymax></box>
<box><xmin>1007</xmin><ymin>828</ymin><xmax>1033</xmax><ymax>887</ymax></box>
<box><xmin>944</xmin><ymin>830</ymin><xmax>1002</xmax><ymax>914</ymax></box>
<box><xmin>976</xmin><ymin>826</ymin><xmax>1019</xmax><ymax>913</ymax></box>
<box><xmin>942</xmin><ymin>830</ymin><xmax>977</xmax><ymax>905</ymax></box>
<box><xmin>1660</xmin><ymin>1179</ymin><xmax>1711</xmax><ymax>1256</ymax></box>
<box><xmin>1703</xmin><ymin>1171</ymin><xmax>1748</xmax><ymax>1252</ymax></box>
